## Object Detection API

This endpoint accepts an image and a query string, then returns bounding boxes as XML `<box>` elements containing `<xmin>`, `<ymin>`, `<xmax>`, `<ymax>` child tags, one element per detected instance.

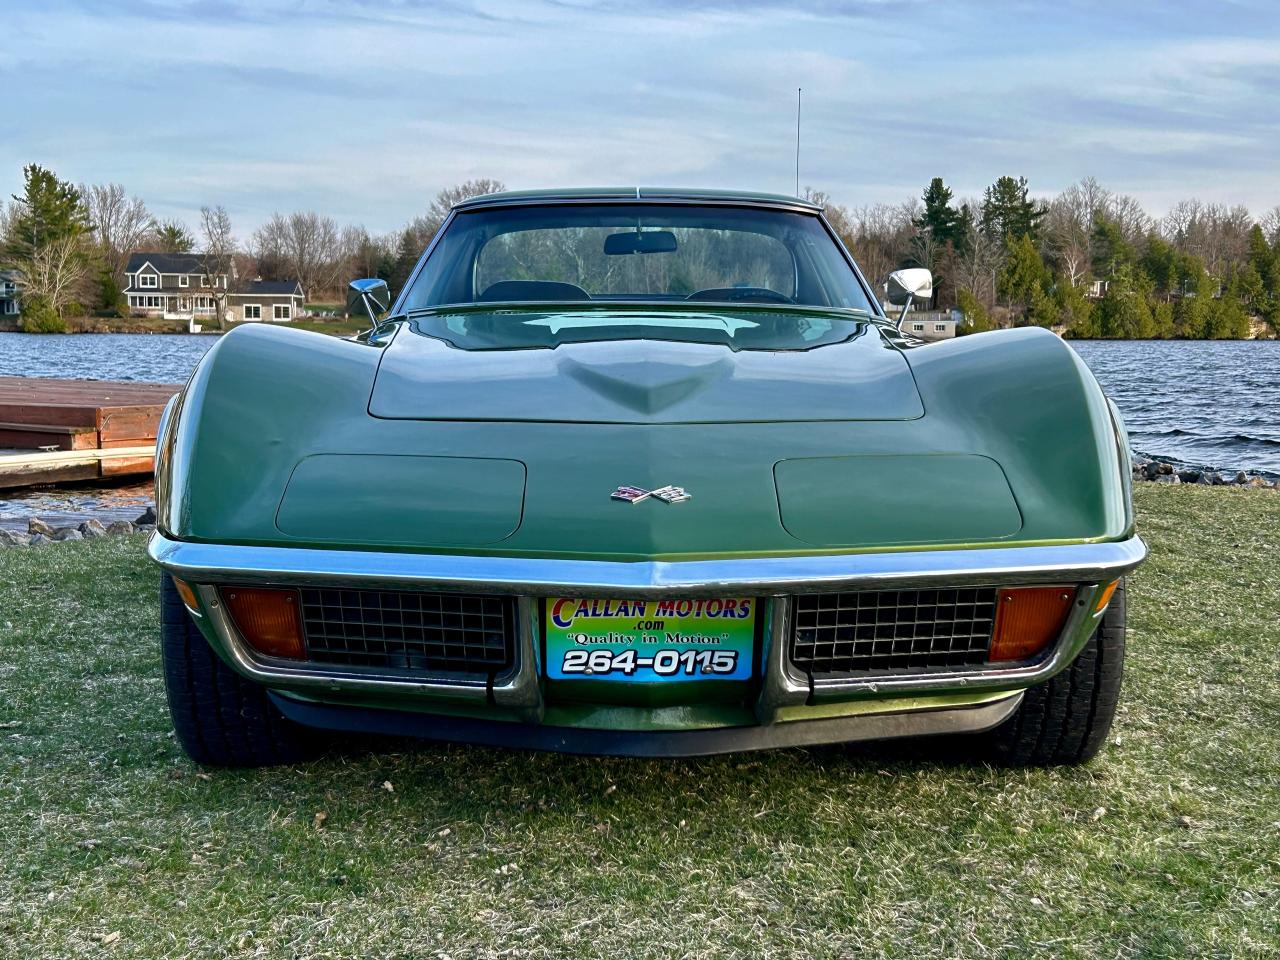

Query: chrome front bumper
<box><xmin>149</xmin><ymin>532</ymin><xmax>1146</xmax><ymax>731</ymax></box>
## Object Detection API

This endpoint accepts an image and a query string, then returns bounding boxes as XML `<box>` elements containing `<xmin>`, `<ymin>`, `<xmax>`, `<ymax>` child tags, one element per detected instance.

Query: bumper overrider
<box><xmin>149</xmin><ymin>532</ymin><xmax>1147</xmax><ymax>757</ymax></box>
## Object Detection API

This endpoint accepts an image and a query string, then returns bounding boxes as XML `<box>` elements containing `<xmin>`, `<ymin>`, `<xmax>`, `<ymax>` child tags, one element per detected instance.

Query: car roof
<box><xmin>452</xmin><ymin>187</ymin><xmax>823</xmax><ymax>213</ymax></box>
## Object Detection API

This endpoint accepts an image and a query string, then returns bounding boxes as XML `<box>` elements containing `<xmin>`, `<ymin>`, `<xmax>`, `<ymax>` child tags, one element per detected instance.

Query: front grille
<box><xmin>298</xmin><ymin>588</ymin><xmax>517</xmax><ymax>676</ymax></box>
<box><xmin>790</xmin><ymin>587</ymin><xmax>998</xmax><ymax>678</ymax></box>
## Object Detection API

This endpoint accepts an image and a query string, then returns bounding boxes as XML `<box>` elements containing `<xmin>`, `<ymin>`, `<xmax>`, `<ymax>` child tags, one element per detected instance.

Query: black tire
<box><xmin>979</xmin><ymin>579</ymin><xmax>1127</xmax><ymax>766</ymax></box>
<box><xmin>160</xmin><ymin>573</ymin><xmax>324</xmax><ymax>767</ymax></box>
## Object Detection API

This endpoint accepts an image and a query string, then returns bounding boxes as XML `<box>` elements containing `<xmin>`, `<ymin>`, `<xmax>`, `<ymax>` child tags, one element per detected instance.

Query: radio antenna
<box><xmin>794</xmin><ymin>87</ymin><xmax>802</xmax><ymax>197</ymax></box>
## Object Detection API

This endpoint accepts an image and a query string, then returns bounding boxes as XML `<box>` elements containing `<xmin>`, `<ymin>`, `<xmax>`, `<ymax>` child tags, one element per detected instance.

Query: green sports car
<box><xmin>149</xmin><ymin>188</ymin><xmax>1145</xmax><ymax>767</ymax></box>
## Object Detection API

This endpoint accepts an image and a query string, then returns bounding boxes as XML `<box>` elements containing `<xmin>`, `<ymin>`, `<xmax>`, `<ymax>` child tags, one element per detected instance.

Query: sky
<box><xmin>2</xmin><ymin>0</ymin><xmax>1278</xmax><ymax>236</ymax></box>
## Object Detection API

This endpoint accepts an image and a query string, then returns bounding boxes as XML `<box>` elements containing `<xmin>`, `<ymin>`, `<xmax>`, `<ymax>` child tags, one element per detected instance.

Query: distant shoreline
<box><xmin>0</xmin><ymin>317</ymin><xmax>366</xmax><ymax>337</ymax></box>
<box><xmin>0</xmin><ymin>323</ymin><xmax>1275</xmax><ymax>343</ymax></box>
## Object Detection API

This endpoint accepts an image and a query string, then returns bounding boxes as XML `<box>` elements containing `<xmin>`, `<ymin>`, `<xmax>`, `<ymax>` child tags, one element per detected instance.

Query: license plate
<box><xmin>545</xmin><ymin>597</ymin><xmax>756</xmax><ymax>682</ymax></box>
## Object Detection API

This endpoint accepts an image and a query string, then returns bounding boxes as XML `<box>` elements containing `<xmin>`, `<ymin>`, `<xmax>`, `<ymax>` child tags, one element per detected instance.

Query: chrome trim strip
<box><xmin>150</xmin><ymin>532</ymin><xmax>1147</xmax><ymax>598</ymax></box>
<box><xmin>450</xmin><ymin>193</ymin><xmax>824</xmax><ymax>215</ymax></box>
<box><xmin>755</xmin><ymin>596</ymin><xmax>805</xmax><ymax>722</ymax></box>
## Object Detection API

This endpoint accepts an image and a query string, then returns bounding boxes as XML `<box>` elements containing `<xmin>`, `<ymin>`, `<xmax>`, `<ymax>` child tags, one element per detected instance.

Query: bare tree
<box><xmin>252</xmin><ymin>211</ymin><xmax>344</xmax><ymax>301</ymax></box>
<box><xmin>391</xmin><ymin>179</ymin><xmax>507</xmax><ymax>295</ymax></box>
<box><xmin>1262</xmin><ymin>206</ymin><xmax>1280</xmax><ymax>245</ymax></box>
<box><xmin>1106</xmin><ymin>194</ymin><xmax>1152</xmax><ymax>243</ymax></box>
<box><xmin>909</xmin><ymin>227</ymin><xmax>943</xmax><ymax>275</ymax></box>
<box><xmin>1160</xmin><ymin>198</ymin><xmax>1201</xmax><ymax>244</ymax></box>
<box><xmin>402</xmin><ymin>178</ymin><xmax>508</xmax><ymax>251</ymax></box>
<box><xmin>1074</xmin><ymin>176</ymin><xmax>1112</xmax><ymax>220</ymax></box>
<box><xmin>954</xmin><ymin>215</ymin><xmax>1004</xmax><ymax>308</ymax></box>
<box><xmin>0</xmin><ymin>200</ymin><xmax>17</xmax><ymax>245</ymax></box>
<box><xmin>843</xmin><ymin>201</ymin><xmax>917</xmax><ymax>292</ymax></box>
<box><xmin>1044</xmin><ymin>177</ymin><xmax>1112</xmax><ymax>286</ymax></box>
<box><xmin>1163</xmin><ymin>200</ymin><xmax>1252</xmax><ymax>277</ymax></box>
<box><xmin>341</xmin><ymin>225</ymin><xmax>393</xmax><ymax>284</ymax></box>
<box><xmin>802</xmin><ymin>187</ymin><xmax>855</xmax><ymax>246</ymax></box>
<box><xmin>1043</xmin><ymin>203</ymin><xmax>1090</xmax><ymax>288</ymax></box>
<box><xmin>421</xmin><ymin>179</ymin><xmax>505</xmax><ymax>237</ymax></box>
<box><xmin>1206</xmin><ymin>204</ymin><xmax>1254</xmax><ymax>276</ymax></box>
<box><xmin>83</xmin><ymin>183</ymin><xmax>155</xmax><ymax>281</ymax></box>
<box><xmin>15</xmin><ymin>233</ymin><xmax>93</xmax><ymax>317</ymax></box>
<box><xmin>199</xmin><ymin>205</ymin><xmax>235</xmax><ymax>330</ymax></box>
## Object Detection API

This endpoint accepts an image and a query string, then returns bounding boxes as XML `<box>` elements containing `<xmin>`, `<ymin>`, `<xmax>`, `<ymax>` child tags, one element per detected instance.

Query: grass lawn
<box><xmin>1</xmin><ymin>485</ymin><xmax>1277</xmax><ymax>958</ymax></box>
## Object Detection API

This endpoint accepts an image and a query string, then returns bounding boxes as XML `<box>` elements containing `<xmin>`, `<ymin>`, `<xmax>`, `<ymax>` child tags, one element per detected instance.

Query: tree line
<box><xmin>813</xmin><ymin>175</ymin><xmax>1280</xmax><ymax>338</ymax></box>
<box><xmin>4</xmin><ymin>162</ymin><xmax>1278</xmax><ymax>337</ymax></box>
<box><xmin>0</xmin><ymin>164</ymin><xmax>498</xmax><ymax>332</ymax></box>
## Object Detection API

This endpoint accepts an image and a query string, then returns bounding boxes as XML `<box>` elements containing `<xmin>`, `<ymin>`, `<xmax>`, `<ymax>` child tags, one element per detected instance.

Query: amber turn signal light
<box><xmin>171</xmin><ymin>576</ymin><xmax>200</xmax><ymax>612</ymax></box>
<box><xmin>989</xmin><ymin>586</ymin><xmax>1076</xmax><ymax>662</ymax></box>
<box><xmin>1094</xmin><ymin>580</ymin><xmax>1119</xmax><ymax>613</ymax></box>
<box><xmin>222</xmin><ymin>587</ymin><xmax>306</xmax><ymax>660</ymax></box>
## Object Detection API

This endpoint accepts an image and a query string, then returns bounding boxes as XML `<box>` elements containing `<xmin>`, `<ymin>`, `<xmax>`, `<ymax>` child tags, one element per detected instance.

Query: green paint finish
<box><xmin>276</xmin><ymin>454</ymin><xmax>526</xmax><ymax>546</ymax></box>
<box><xmin>159</xmin><ymin>319</ymin><xmax>1131</xmax><ymax>560</ymax></box>
<box><xmin>775</xmin><ymin>454</ymin><xmax>1023</xmax><ymax>547</ymax></box>
<box><xmin>370</xmin><ymin>313</ymin><xmax>923</xmax><ymax>424</ymax></box>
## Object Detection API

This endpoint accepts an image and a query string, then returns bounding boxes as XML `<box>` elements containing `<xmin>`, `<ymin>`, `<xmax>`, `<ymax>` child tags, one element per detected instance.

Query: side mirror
<box><xmin>886</xmin><ymin>268</ymin><xmax>933</xmax><ymax>306</ymax></box>
<box><xmin>885</xmin><ymin>268</ymin><xmax>933</xmax><ymax>330</ymax></box>
<box><xmin>347</xmin><ymin>278</ymin><xmax>391</xmax><ymax>329</ymax></box>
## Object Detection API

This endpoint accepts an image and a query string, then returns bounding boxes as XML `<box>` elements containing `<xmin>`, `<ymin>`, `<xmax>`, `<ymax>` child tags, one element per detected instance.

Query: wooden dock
<box><xmin>0</xmin><ymin>378</ymin><xmax>181</xmax><ymax>489</ymax></box>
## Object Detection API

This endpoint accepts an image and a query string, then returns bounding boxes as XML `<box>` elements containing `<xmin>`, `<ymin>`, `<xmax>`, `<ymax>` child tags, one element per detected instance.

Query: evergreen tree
<box><xmin>4</xmin><ymin>164</ymin><xmax>91</xmax><ymax>262</ymax></box>
<box><xmin>1265</xmin><ymin>297</ymin><xmax>1280</xmax><ymax>336</ymax></box>
<box><xmin>1246</xmin><ymin>223</ymin><xmax>1279</xmax><ymax>320</ymax></box>
<box><xmin>1236</xmin><ymin>262</ymin><xmax>1265</xmax><ymax>311</ymax></box>
<box><xmin>1247</xmin><ymin>224</ymin><xmax>1275</xmax><ymax>281</ymax></box>
<box><xmin>1173</xmin><ymin>257</ymin><xmax>1215</xmax><ymax>338</ymax></box>
<box><xmin>953</xmin><ymin>203</ymin><xmax>976</xmax><ymax>257</ymax></box>
<box><xmin>2</xmin><ymin>164</ymin><xmax>92</xmax><ymax>327</ymax></box>
<box><xmin>1207</xmin><ymin>273</ymin><xmax>1251</xmax><ymax>338</ymax></box>
<box><xmin>1090</xmin><ymin>216</ymin><xmax>1134</xmax><ymax>279</ymax></box>
<box><xmin>955</xmin><ymin>287</ymin><xmax>992</xmax><ymax>334</ymax></box>
<box><xmin>997</xmin><ymin>234</ymin><xmax>1050</xmax><ymax>319</ymax></box>
<box><xmin>1141</xmin><ymin>233</ymin><xmax>1178</xmax><ymax>299</ymax></box>
<box><xmin>388</xmin><ymin>228</ymin><xmax>422</xmax><ymax>300</ymax></box>
<box><xmin>153</xmin><ymin>219</ymin><xmax>195</xmax><ymax>253</ymax></box>
<box><xmin>1027</xmin><ymin>284</ymin><xmax>1058</xmax><ymax>328</ymax></box>
<box><xmin>1054</xmin><ymin>279</ymin><xmax>1093</xmax><ymax>334</ymax></box>
<box><xmin>1150</xmin><ymin>301</ymin><xmax>1175</xmax><ymax>339</ymax></box>
<box><xmin>1094</xmin><ymin>265</ymin><xmax>1154</xmax><ymax>338</ymax></box>
<box><xmin>96</xmin><ymin>267</ymin><xmax>127</xmax><ymax>317</ymax></box>
<box><xmin>914</xmin><ymin>177</ymin><xmax>962</xmax><ymax>250</ymax></box>
<box><xmin>980</xmin><ymin>175</ymin><xmax>1046</xmax><ymax>242</ymax></box>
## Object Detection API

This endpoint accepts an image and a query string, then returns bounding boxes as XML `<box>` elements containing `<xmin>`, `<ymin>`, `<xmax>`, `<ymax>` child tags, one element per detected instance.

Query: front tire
<box><xmin>979</xmin><ymin>579</ymin><xmax>1127</xmax><ymax>766</ymax></box>
<box><xmin>160</xmin><ymin>574</ymin><xmax>324</xmax><ymax>767</ymax></box>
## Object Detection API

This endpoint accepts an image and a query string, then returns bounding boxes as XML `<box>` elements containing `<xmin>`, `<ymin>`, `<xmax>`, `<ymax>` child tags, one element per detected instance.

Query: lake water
<box><xmin>1069</xmin><ymin>340</ymin><xmax>1279</xmax><ymax>475</ymax></box>
<box><xmin>0</xmin><ymin>332</ymin><xmax>215</xmax><ymax>383</ymax></box>
<box><xmin>0</xmin><ymin>333</ymin><xmax>1277</xmax><ymax>474</ymax></box>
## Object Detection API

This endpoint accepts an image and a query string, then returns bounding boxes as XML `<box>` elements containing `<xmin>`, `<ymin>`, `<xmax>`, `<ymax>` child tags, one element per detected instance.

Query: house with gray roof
<box><xmin>0</xmin><ymin>270</ymin><xmax>19</xmax><ymax>320</ymax></box>
<box><xmin>124</xmin><ymin>252</ymin><xmax>303</xmax><ymax>325</ymax></box>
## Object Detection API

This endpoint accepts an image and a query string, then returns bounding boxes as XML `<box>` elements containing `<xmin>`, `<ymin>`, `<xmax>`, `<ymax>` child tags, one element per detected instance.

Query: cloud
<box><xmin>2</xmin><ymin>0</ymin><xmax>1277</xmax><ymax>232</ymax></box>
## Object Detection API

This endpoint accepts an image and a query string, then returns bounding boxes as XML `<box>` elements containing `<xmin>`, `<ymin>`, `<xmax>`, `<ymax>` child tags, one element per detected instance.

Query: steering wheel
<box><xmin>685</xmin><ymin>287</ymin><xmax>795</xmax><ymax>305</ymax></box>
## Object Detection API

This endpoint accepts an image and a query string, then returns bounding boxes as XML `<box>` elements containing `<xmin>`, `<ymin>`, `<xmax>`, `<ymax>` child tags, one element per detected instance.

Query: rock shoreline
<box><xmin>0</xmin><ymin>507</ymin><xmax>155</xmax><ymax>547</ymax></box>
<box><xmin>1130</xmin><ymin>455</ymin><xmax>1278</xmax><ymax>489</ymax></box>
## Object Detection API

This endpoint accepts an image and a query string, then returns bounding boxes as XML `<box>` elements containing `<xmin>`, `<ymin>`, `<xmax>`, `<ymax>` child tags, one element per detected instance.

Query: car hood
<box><xmin>368</xmin><ymin>313</ymin><xmax>923</xmax><ymax>424</ymax></box>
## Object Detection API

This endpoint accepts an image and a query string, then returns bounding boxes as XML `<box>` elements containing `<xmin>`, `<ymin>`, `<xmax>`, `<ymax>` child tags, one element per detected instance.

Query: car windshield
<box><xmin>397</xmin><ymin>202</ymin><xmax>876</xmax><ymax>314</ymax></box>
